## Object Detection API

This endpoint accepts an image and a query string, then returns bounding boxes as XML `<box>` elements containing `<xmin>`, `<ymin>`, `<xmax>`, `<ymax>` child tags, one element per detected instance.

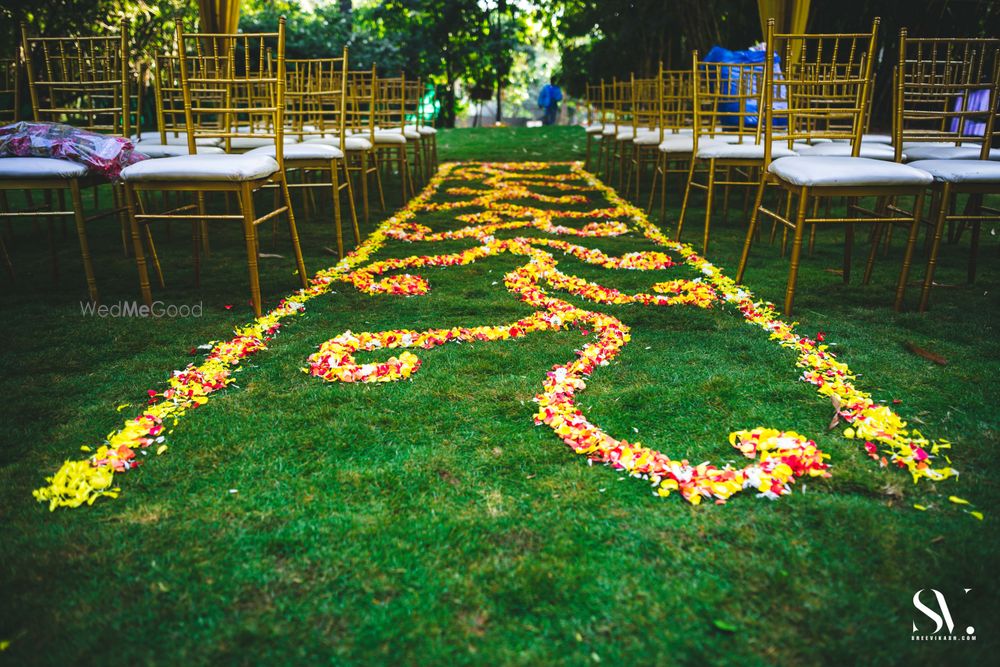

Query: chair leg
<box><xmin>135</xmin><ymin>191</ymin><xmax>164</xmax><ymax>288</ymax></box>
<box><xmin>398</xmin><ymin>145</ymin><xmax>410</xmax><ymax>204</ymax></box>
<box><xmin>585</xmin><ymin>134</ymin><xmax>592</xmax><ymax>170</ymax></box>
<box><xmin>373</xmin><ymin>151</ymin><xmax>387</xmax><ymax>212</ymax></box>
<box><xmin>676</xmin><ymin>158</ymin><xmax>698</xmax><ymax>242</ymax></box>
<box><xmin>702</xmin><ymin>159</ymin><xmax>716</xmax><ymax>255</ymax></box>
<box><xmin>646</xmin><ymin>151</ymin><xmax>660</xmax><ymax>215</ymax></box>
<box><xmin>123</xmin><ymin>184</ymin><xmax>153</xmax><ymax>308</ymax></box>
<box><xmin>69</xmin><ymin>180</ymin><xmax>100</xmax><ymax>304</ymax></box>
<box><xmin>0</xmin><ymin>234</ymin><xmax>12</xmax><ymax>279</ymax></box>
<box><xmin>736</xmin><ymin>177</ymin><xmax>769</xmax><ymax>284</ymax></box>
<box><xmin>894</xmin><ymin>192</ymin><xmax>925</xmax><ymax>311</ymax></box>
<box><xmin>919</xmin><ymin>184</ymin><xmax>949</xmax><ymax>312</ymax></box>
<box><xmin>279</xmin><ymin>177</ymin><xmax>309</xmax><ymax>291</ymax></box>
<box><xmin>359</xmin><ymin>151</ymin><xmax>370</xmax><ymax>224</ymax></box>
<box><xmin>783</xmin><ymin>186</ymin><xmax>811</xmax><ymax>315</ymax></box>
<box><xmin>330</xmin><ymin>160</ymin><xmax>345</xmax><ymax>259</ymax></box>
<box><xmin>342</xmin><ymin>158</ymin><xmax>361</xmax><ymax>246</ymax></box>
<box><xmin>238</xmin><ymin>182</ymin><xmax>263</xmax><ymax>318</ymax></box>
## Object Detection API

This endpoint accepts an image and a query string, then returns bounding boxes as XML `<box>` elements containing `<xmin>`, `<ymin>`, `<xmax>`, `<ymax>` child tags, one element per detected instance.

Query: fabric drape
<box><xmin>758</xmin><ymin>0</ymin><xmax>810</xmax><ymax>64</ymax></box>
<box><xmin>197</xmin><ymin>0</ymin><xmax>241</xmax><ymax>34</ymax></box>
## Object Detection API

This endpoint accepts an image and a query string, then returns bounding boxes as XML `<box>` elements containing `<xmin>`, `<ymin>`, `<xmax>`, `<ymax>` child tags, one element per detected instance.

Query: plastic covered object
<box><xmin>703</xmin><ymin>45</ymin><xmax>786</xmax><ymax>129</ymax></box>
<box><xmin>0</xmin><ymin>121</ymin><xmax>148</xmax><ymax>180</ymax></box>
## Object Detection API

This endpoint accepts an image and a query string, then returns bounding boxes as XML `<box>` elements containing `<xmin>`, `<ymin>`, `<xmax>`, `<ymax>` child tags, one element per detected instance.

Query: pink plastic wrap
<box><xmin>0</xmin><ymin>121</ymin><xmax>148</xmax><ymax>180</ymax></box>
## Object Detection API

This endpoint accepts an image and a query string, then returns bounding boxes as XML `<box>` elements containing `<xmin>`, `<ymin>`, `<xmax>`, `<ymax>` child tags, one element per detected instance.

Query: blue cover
<box><xmin>702</xmin><ymin>46</ymin><xmax>785</xmax><ymax>128</ymax></box>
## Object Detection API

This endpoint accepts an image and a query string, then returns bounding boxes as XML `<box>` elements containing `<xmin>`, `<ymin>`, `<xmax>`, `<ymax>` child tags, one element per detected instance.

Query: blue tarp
<box><xmin>702</xmin><ymin>46</ymin><xmax>785</xmax><ymax>128</ymax></box>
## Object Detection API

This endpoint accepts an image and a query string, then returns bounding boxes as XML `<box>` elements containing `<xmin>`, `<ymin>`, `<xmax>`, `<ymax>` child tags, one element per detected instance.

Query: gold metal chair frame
<box><xmin>891</xmin><ymin>32</ymin><xmax>1000</xmax><ymax>311</ymax></box>
<box><xmin>0</xmin><ymin>23</ymin><xmax>132</xmax><ymax>303</ymax></box>
<box><xmin>123</xmin><ymin>19</ymin><xmax>308</xmax><ymax>318</ymax></box>
<box><xmin>373</xmin><ymin>73</ymin><xmax>413</xmax><ymax>205</ymax></box>
<box><xmin>676</xmin><ymin>53</ymin><xmax>769</xmax><ymax>255</ymax></box>
<box><xmin>736</xmin><ymin>18</ymin><xmax>931</xmax><ymax>315</ymax></box>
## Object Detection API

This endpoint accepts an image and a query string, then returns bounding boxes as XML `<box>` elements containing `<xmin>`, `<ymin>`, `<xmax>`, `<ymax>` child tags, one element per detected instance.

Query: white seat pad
<box><xmin>134</xmin><ymin>131</ymin><xmax>221</xmax><ymax>147</ymax></box>
<box><xmin>906</xmin><ymin>159</ymin><xmax>1000</xmax><ymax>184</ymax></box>
<box><xmin>417</xmin><ymin>126</ymin><xmax>437</xmax><ymax>136</ymax></box>
<box><xmin>303</xmin><ymin>136</ymin><xmax>374</xmax><ymax>151</ymax></box>
<box><xmin>902</xmin><ymin>141</ymin><xmax>981</xmax><ymax>149</ymax></box>
<box><xmin>247</xmin><ymin>143</ymin><xmax>344</xmax><ymax>160</ymax></box>
<box><xmin>601</xmin><ymin>124</ymin><xmax>621</xmax><ymax>136</ymax></box>
<box><xmin>585</xmin><ymin>123</ymin><xmax>604</xmax><ymax>134</ymax></box>
<box><xmin>768</xmin><ymin>156</ymin><xmax>933</xmax><ymax>187</ymax></box>
<box><xmin>373</xmin><ymin>132</ymin><xmax>407</xmax><ymax>145</ymax></box>
<box><xmin>616</xmin><ymin>127</ymin><xmax>657</xmax><ymax>140</ymax></box>
<box><xmin>697</xmin><ymin>142</ymin><xmax>797</xmax><ymax>159</ymax></box>
<box><xmin>134</xmin><ymin>144</ymin><xmax>226</xmax><ymax>159</ymax></box>
<box><xmin>634</xmin><ymin>132</ymin><xmax>666</xmax><ymax>145</ymax></box>
<box><xmin>120</xmin><ymin>154</ymin><xmax>279</xmax><ymax>182</ymax></box>
<box><xmin>0</xmin><ymin>157</ymin><xmax>89</xmax><ymax>178</ymax></box>
<box><xmin>831</xmin><ymin>133</ymin><xmax>893</xmax><ymax>145</ymax></box>
<box><xmin>794</xmin><ymin>142</ymin><xmax>898</xmax><ymax>161</ymax></box>
<box><xmin>903</xmin><ymin>145</ymin><xmax>1000</xmax><ymax>161</ymax></box>
<box><xmin>658</xmin><ymin>136</ymin><xmax>723</xmax><ymax>153</ymax></box>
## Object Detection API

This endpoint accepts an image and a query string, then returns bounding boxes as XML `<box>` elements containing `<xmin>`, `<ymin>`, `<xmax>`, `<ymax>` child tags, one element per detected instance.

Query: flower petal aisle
<box><xmin>34</xmin><ymin>162</ymin><xmax>968</xmax><ymax>513</ymax></box>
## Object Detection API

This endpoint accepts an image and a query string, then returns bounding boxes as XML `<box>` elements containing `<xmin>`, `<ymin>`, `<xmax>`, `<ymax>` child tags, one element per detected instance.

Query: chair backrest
<box><xmin>345</xmin><ymin>66</ymin><xmax>376</xmax><ymax>143</ymax></box>
<box><xmin>0</xmin><ymin>55</ymin><xmax>18</xmax><ymax>123</ymax></box>
<box><xmin>584</xmin><ymin>82</ymin><xmax>602</xmax><ymax>125</ymax></box>
<box><xmin>894</xmin><ymin>32</ymin><xmax>1000</xmax><ymax>160</ymax></box>
<box><xmin>404</xmin><ymin>77</ymin><xmax>424</xmax><ymax>131</ymax></box>
<box><xmin>285</xmin><ymin>49</ymin><xmax>348</xmax><ymax>142</ymax></box>
<box><xmin>375</xmin><ymin>73</ymin><xmax>407</xmax><ymax>136</ymax></box>
<box><xmin>691</xmin><ymin>51</ymin><xmax>768</xmax><ymax>149</ymax></box>
<box><xmin>656</xmin><ymin>64</ymin><xmax>694</xmax><ymax>137</ymax></box>
<box><xmin>176</xmin><ymin>18</ymin><xmax>286</xmax><ymax>164</ymax></box>
<box><xmin>20</xmin><ymin>22</ymin><xmax>130</xmax><ymax>137</ymax></box>
<box><xmin>631</xmin><ymin>75</ymin><xmax>659</xmax><ymax>134</ymax></box>
<box><xmin>761</xmin><ymin>18</ymin><xmax>880</xmax><ymax>165</ymax></box>
<box><xmin>611</xmin><ymin>77</ymin><xmax>632</xmax><ymax>129</ymax></box>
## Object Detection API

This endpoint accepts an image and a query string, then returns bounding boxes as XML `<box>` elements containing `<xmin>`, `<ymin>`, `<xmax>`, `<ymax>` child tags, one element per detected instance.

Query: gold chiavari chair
<box><xmin>583</xmin><ymin>81</ymin><xmax>604</xmax><ymax>171</ymax></box>
<box><xmin>675</xmin><ymin>53</ymin><xmax>792</xmax><ymax>254</ymax></box>
<box><xmin>626</xmin><ymin>74</ymin><xmax>663</xmax><ymax>200</ymax></box>
<box><xmin>893</xmin><ymin>33</ymin><xmax>1000</xmax><ymax>311</ymax></box>
<box><xmin>646</xmin><ymin>66</ymin><xmax>697</xmax><ymax>219</ymax></box>
<box><xmin>0</xmin><ymin>22</ymin><xmax>132</xmax><ymax>302</ymax></box>
<box><xmin>0</xmin><ymin>55</ymin><xmax>18</xmax><ymax>124</ymax></box>
<box><xmin>120</xmin><ymin>18</ymin><xmax>308</xmax><ymax>318</ymax></box>
<box><xmin>402</xmin><ymin>77</ymin><xmax>426</xmax><ymax>186</ymax></box>
<box><xmin>139</xmin><ymin>52</ymin><xmax>226</xmax><ymax>156</ymax></box>
<box><xmin>373</xmin><ymin>73</ymin><xmax>413</xmax><ymax>204</ymax></box>
<box><xmin>735</xmin><ymin>18</ymin><xmax>936</xmax><ymax>315</ymax></box>
<box><xmin>599</xmin><ymin>77</ymin><xmax>623</xmax><ymax>181</ymax></box>
<box><xmin>610</xmin><ymin>76</ymin><xmax>639</xmax><ymax>189</ymax></box>
<box><xmin>339</xmin><ymin>65</ymin><xmax>383</xmax><ymax>224</ymax></box>
<box><xmin>0</xmin><ymin>54</ymin><xmax>20</xmax><ymax>276</ymax></box>
<box><xmin>276</xmin><ymin>51</ymin><xmax>360</xmax><ymax>258</ymax></box>
<box><xmin>405</xmin><ymin>78</ymin><xmax>437</xmax><ymax>181</ymax></box>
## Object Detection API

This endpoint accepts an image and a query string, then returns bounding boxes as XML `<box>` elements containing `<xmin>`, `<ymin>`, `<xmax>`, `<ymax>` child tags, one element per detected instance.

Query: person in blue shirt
<box><xmin>538</xmin><ymin>78</ymin><xmax>563</xmax><ymax>126</ymax></box>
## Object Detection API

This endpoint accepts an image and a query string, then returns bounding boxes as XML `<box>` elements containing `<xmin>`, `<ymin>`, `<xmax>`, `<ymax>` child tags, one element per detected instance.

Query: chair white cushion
<box><xmin>120</xmin><ymin>154</ymin><xmax>279</xmax><ymax>182</ymax></box>
<box><xmin>768</xmin><ymin>156</ymin><xmax>933</xmax><ymax>187</ymax></box>
<box><xmin>901</xmin><ymin>141</ymin><xmax>981</xmax><ymax>149</ymax></box>
<box><xmin>418</xmin><ymin>126</ymin><xmax>437</xmax><ymax>136</ymax></box>
<box><xmin>247</xmin><ymin>143</ymin><xmax>344</xmax><ymax>161</ymax></box>
<box><xmin>903</xmin><ymin>145</ymin><xmax>1000</xmax><ymax>161</ymax></box>
<box><xmin>696</xmin><ymin>142</ymin><xmax>798</xmax><ymax>159</ymax></box>
<box><xmin>134</xmin><ymin>144</ymin><xmax>226</xmax><ymax>159</ymax></box>
<box><xmin>585</xmin><ymin>123</ymin><xmax>604</xmax><ymax>134</ymax></box>
<box><xmin>658</xmin><ymin>136</ymin><xmax>724</xmax><ymax>153</ymax></box>
<box><xmin>226</xmin><ymin>136</ymin><xmax>299</xmax><ymax>151</ymax></box>
<box><xmin>601</xmin><ymin>124</ymin><xmax>622</xmax><ymax>136</ymax></box>
<box><xmin>373</xmin><ymin>132</ymin><xmax>407</xmax><ymax>145</ymax></box>
<box><xmin>634</xmin><ymin>132</ymin><xmax>665</xmax><ymax>145</ymax></box>
<box><xmin>0</xmin><ymin>157</ymin><xmax>89</xmax><ymax>178</ymax></box>
<box><xmin>794</xmin><ymin>142</ymin><xmax>899</xmax><ymax>161</ymax></box>
<box><xmin>616</xmin><ymin>127</ymin><xmax>657</xmax><ymax>140</ymax></box>
<box><xmin>134</xmin><ymin>131</ymin><xmax>221</xmax><ymax>147</ymax></box>
<box><xmin>303</xmin><ymin>135</ymin><xmax>374</xmax><ymax>151</ymax></box>
<box><xmin>906</xmin><ymin>159</ymin><xmax>1000</xmax><ymax>184</ymax></box>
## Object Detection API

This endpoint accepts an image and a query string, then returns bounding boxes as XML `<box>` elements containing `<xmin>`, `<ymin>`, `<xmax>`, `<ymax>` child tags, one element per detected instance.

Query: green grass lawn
<box><xmin>1</xmin><ymin>125</ymin><xmax>997</xmax><ymax>666</ymax></box>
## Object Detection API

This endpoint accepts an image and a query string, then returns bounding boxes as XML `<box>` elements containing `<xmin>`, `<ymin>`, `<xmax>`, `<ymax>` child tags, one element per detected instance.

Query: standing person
<box><xmin>538</xmin><ymin>78</ymin><xmax>563</xmax><ymax>126</ymax></box>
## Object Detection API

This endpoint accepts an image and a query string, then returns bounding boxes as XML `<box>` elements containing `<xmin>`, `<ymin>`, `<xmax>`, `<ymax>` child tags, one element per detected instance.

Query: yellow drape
<box><xmin>197</xmin><ymin>0</ymin><xmax>241</xmax><ymax>34</ymax></box>
<box><xmin>758</xmin><ymin>0</ymin><xmax>810</xmax><ymax>64</ymax></box>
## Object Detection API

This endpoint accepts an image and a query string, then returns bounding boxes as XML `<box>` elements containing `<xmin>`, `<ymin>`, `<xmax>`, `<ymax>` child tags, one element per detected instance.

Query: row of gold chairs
<box><xmin>581</xmin><ymin>22</ymin><xmax>999</xmax><ymax>314</ymax></box>
<box><xmin>0</xmin><ymin>19</ymin><xmax>440</xmax><ymax>316</ymax></box>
